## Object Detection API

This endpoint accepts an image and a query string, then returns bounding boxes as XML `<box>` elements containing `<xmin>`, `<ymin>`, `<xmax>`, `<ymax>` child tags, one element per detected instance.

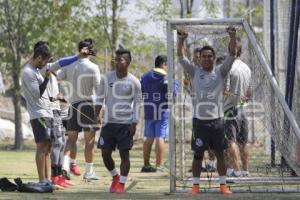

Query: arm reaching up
<box><xmin>177</xmin><ymin>30</ymin><xmax>196</xmax><ymax>77</ymax></box>
<box><xmin>220</xmin><ymin>27</ymin><xmax>237</xmax><ymax>77</ymax></box>
<box><xmin>177</xmin><ymin>30</ymin><xmax>188</xmax><ymax>58</ymax></box>
<box><xmin>227</xmin><ymin>26</ymin><xmax>237</xmax><ymax>57</ymax></box>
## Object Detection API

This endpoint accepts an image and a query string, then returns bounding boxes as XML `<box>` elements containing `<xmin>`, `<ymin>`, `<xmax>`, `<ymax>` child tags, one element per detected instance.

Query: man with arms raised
<box><xmin>177</xmin><ymin>27</ymin><xmax>236</xmax><ymax>195</ymax></box>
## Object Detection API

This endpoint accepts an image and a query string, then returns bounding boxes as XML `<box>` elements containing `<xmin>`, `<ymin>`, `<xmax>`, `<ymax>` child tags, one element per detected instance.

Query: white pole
<box><xmin>167</xmin><ymin>21</ymin><xmax>176</xmax><ymax>193</ymax></box>
<box><xmin>168</xmin><ymin>18</ymin><xmax>244</xmax><ymax>25</ymax></box>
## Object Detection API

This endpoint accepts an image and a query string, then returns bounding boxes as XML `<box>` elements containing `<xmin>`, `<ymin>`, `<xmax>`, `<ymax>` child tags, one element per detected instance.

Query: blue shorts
<box><xmin>144</xmin><ymin>119</ymin><xmax>168</xmax><ymax>139</ymax></box>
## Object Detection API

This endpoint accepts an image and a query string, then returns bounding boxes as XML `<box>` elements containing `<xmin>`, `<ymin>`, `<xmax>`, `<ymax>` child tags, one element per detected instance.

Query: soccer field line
<box><xmin>126</xmin><ymin>180</ymin><xmax>139</xmax><ymax>192</ymax></box>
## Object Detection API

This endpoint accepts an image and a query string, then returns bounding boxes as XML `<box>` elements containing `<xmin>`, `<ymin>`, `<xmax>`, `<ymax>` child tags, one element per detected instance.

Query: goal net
<box><xmin>166</xmin><ymin>18</ymin><xmax>300</xmax><ymax>193</ymax></box>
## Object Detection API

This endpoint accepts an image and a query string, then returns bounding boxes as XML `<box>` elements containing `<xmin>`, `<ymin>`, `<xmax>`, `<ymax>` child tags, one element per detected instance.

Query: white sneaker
<box><xmin>227</xmin><ymin>171</ymin><xmax>241</xmax><ymax>177</ymax></box>
<box><xmin>241</xmin><ymin>171</ymin><xmax>250</xmax><ymax>177</ymax></box>
<box><xmin>226</xmin><ymin>168</ymin><xmax>234</xmax><ymax>176</ymax></box>
<box><xmin>83</xmin><ymin>171</ymin><xmax>99</xmax><ymax>181</ymax></box>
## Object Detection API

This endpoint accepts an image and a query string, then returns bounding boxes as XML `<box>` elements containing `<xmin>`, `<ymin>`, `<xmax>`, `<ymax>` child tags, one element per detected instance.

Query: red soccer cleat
<box><xmin>70</xmin><ymin>163</ymin><xmax>81</xmax><ymax>176</ymax></box>
<box><xmin>59</xmin><ymin>175</ymin><xmax>74</xmax><ymax>186</ymax></box>
<box><xmin>114</xmin><ymin>182</ymin><xmax>125</xmax><ymax>194</ymax></box>
<box><xmin>188</xmin><ymin>184</ymin><xmax>200</xmax><ymax>196</ymax></box>
<box><xmin>51</xmin><ymin>176</ymin><xmax>69</xmax><ymax>188</ymax></box>
<box><xmin>220</xmin><ymin>184</ymin><xmax>232</xmax><ymax>194</ymax></box>
<box><xmin>109</xmin><ymin>175</ymin><xmax>120</xmax><ymax>193</ymax></box>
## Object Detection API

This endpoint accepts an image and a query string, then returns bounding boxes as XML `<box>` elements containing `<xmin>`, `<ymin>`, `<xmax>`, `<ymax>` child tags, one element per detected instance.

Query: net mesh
<box><xmin>167</xmin><ymin>22</ymin><xmax>300</xmax><ymax>192</ymax></box>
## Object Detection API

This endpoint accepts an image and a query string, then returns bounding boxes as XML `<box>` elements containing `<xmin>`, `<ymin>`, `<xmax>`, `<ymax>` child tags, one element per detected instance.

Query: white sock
<box><xmin>219</xmin><ymin>176</ymin><xmax>226</xmax><ymax>185</ymax></box>
<box><xmin>110</xmin><ymin>169</ymin><xmax>118</xmax><ymax>177</ymax></box>
<box><xmin>40</xmin><ymin>179</ymin><xmax>50</xmax><ymax>184</ymax></box>
<box><xmin>119</xmin><ymin>176</ymin><xmax>127</xmax><ymax>184</ymax></box>
<box><xmin>226</xmin><ymin>168</ymin><xmax>233</xmax><ymax>175</ymax></box>
<box><xmin>208</xmin><ymin>160</ymin><xmax>215</xmax><ymax>167</ymax></box>
<box><xmin>63</xmin><ymin>155</ymin><xmax>70</xmax><ymax>172</ymax></box>
<box><xmin>85</xmin><ymin>162</ymin><xmax>93</xmax><ymax>174</ymax></box>
<box><xmin>192</xmin><ymin>177</ymin><xmax>199</xmax><ymax>185</ymax></box>
<box><xmin>70</xmin><ymin>159</ymin><xmax>76</xmax><ymax>164</ymax></box>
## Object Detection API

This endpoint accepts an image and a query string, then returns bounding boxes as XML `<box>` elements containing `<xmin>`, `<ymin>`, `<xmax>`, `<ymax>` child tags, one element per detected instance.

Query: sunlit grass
<box><xmin>0</xmin><ymin>140</ymin><xmax>300</xmax><ymax>199</ymax></box>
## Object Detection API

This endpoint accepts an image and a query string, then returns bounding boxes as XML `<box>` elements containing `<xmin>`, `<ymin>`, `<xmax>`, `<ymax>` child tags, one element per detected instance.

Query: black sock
<box><xmin>57</xmin><ymin>165</ymin><xmax>63</xmax><ymax>176</ymax></box>
<box><xmin>51</xmin><ymin>165</ymin><xmax>58</xmax><ymax>177</ymax></box>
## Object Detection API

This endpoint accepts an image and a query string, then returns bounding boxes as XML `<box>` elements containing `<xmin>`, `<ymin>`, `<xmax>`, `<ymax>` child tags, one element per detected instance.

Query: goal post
<box><xmin>166</xmin><ymin>18</ymin><xmax>300</xmax><ymax>193</ymax></box>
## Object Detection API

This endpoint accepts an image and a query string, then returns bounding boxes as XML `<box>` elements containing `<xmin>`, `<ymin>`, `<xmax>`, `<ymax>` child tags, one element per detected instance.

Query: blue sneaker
<box><xmin>141</xmin><ymin>165</ymin><xmax>157</xmax><ymax>172</ymax></box>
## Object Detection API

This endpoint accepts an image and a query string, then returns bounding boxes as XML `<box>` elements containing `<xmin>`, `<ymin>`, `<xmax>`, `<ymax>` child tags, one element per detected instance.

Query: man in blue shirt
<box><xmin>141</xmin><ymin>55</ymin><xmax>170</xmax><ymax>172</ymax></box>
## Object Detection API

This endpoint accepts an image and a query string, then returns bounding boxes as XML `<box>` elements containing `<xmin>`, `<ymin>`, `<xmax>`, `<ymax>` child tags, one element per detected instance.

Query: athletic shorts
<box><xmin>30</xmin><ymin>117</ymin><xmax>53</xmax><ymax>143</ymax></box>
<box><xmin>62</xmin><ymin>120</ymin><xmax>68</xmax><ymax>134</ymax></box>
<box><xmin>97</xmin><ymin>123</ymin><xmax>133</xmax><ymax>151</ymax></box>
<box><xmin>224</xmin><ymin>107</ymin><xmax>249</xmax><ymax>144</ymax></box>
<box><xmin>67</xmin><ymin>100</ymin><xmax>99</xmax><ymax>132</ymax></box>
<box><xmin>144</xmin><ymin>118</ymin><xmax>168</xmax><ymax>139</ymax></box>
<box><xmin>191</xmin><ymin>118</ymin><xmax>227</xmax><ymax>152</ymax></box>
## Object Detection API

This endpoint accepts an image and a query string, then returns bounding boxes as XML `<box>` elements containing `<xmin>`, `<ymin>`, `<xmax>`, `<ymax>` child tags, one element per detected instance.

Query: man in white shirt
<box><xmin>58</xmin><ymin>38</ymin><xmax>101</xmax><ymax>180</ymax></box>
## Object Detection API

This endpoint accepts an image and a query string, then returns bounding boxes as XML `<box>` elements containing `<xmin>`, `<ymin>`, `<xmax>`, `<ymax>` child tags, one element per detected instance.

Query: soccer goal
<box><xmin>166</xmin><ymin>18</ymin><xmax>300</xmax><ymax>193</ymax></box>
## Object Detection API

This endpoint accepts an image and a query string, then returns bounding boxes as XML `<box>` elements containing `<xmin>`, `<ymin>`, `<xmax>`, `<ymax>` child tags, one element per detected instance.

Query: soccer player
<box><xmin>58</xmin><ymin>81</ymin><xmax>72</xmax><ymax>180</ymax></box>
<box><xmin>58</xmin><ymin>38</ymin><xmax>101</xmax><ymax>181</ymax></box>
<box><xmin>47</xmin><ymin>73</ymin><xmax>74</xmax><ymax>188</ymax></box>
<box><xmin>21</xmin><ymin>42</ymin><xmax>80</xmax><ymax>184</ymax></box>
<box><xmin>140</xmin><ymin>55</ymin><xmax>171</xmax><ymax>172</ymax></box>
<box><xmin>194</xmin><ymin>48</ymin><xmax>217</xmax><ymax>172</ymax></box>
<box><xmin>97</xmin><ymin>48</ymin><xmax>142</xmax><ymax>194</ymax></box>
<box><xmin>224</xmin><ymin>38</ymin><xmax>251</xmax><ymax>177</ymax></box>
<box><xmin>177</xmin><ymin>27</ymin><xmax>237</xmax><ymax>195</ymax></box>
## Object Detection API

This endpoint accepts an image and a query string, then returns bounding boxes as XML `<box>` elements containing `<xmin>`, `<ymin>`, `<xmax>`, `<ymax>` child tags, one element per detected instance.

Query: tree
<box><xmin>0</xmin><ymin>0</ymin><xmax>31</xmax><ymax>150</ymax></box>
<box><xmin>136</xmin><ymin>0</ymin><xmax>175</xmax><ymax>21</ymax></box>
<box><xmin>0</xmin><ymin>0</ymin><xmax>83</xmax><ymax>149</ymax></box>
<box><xmin>95</xmin><ymin>0</ymin><xmax>129</xmax><ymax>69</ymax></box>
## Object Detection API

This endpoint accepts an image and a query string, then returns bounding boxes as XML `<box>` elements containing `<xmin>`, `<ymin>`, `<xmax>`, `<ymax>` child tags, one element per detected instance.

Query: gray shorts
<box><xmin>67</xmin><ymin>100</ymin><xmax>99</xmax><ymax>132</ymax></box>
<box><xmin>98</xmin><ymin>123</ymin><xmax>133</xmax><ymax>151</ymax></box>
<box><xmin>224</xmin><ymin>107</ymin><xmax>249</xmax><ymax>144</ymax></box>
<box><xmin>30</xmin><ymin>117</ymin><xmax>53</xmax><ymax>143</ymax></box>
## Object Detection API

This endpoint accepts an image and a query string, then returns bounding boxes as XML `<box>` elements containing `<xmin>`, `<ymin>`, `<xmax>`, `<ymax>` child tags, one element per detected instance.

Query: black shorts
<box><xmin>97</xmin><ymin>123</ymin><xmax>133</xmax><ymax>151</ymax></box>
<box><xmin>62</xmin><ymin>120</ymin><xmax>68</xmax><ymax>136</ymax></box>
<box><xmin>191</xmin><ymin>118</ymin><xmax>227</xmax><ymax>152</ymax></box>
<box><xmin>224</xmin><ymin>107</ymin><xmax>249</xmax><ymax>144</ymax></box>
<box><xmin>52</xmin><ymin>110</ymin><xmax>65</xmax><ymax>142</ymax></box>
<box><xmin>30</xmin><ymin>117</ymin><xmax>53</xmax><ymax>144</ymax></box>
<box><xmin>67</xmin><ymin>100</ymin><xmax>99</xmax><ymax>132</ymax></box>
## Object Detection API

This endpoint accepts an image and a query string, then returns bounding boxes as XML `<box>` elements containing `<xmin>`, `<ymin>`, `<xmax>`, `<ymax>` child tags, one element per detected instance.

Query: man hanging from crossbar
<box><xmin>177</xmin><ymin>26</ymin><xmax>237</xmax><ymax>195</ymax></box>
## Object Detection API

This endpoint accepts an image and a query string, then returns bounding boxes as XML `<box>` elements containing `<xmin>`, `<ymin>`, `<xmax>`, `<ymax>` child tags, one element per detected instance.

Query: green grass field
<box><xmin>0</xmin><ymin>140</ymin><xmax>300</xmax><ymax>200</ymax></box>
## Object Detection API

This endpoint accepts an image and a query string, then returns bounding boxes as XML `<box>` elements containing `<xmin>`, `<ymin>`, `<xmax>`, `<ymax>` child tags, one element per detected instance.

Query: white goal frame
<box><xmin>166</xmin><ymin>18</ymin><xmax>300</xmax><ymax>193</ymax></box>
